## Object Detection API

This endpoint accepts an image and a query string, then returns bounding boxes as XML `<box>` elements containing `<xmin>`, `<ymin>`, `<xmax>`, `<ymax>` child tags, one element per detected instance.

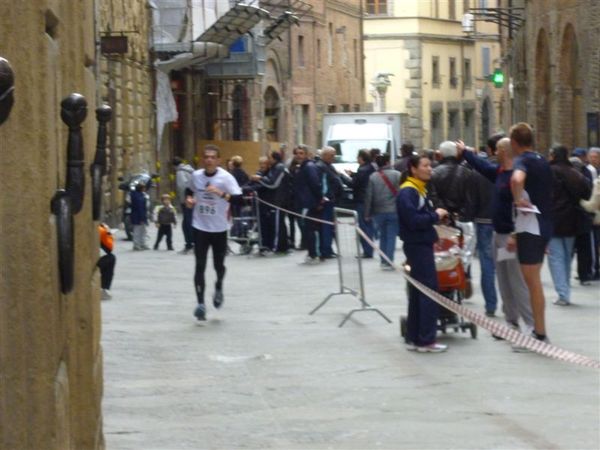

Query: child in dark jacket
<box><xmin>153</xmin><ymin>194</ymin><xmax>177</xmax><ymax>250</ymax></box>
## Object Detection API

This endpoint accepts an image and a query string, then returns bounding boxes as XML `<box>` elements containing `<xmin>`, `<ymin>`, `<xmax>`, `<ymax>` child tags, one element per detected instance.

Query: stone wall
<box><xmin>0</xmin><ymin>1</ymin><xmax>103</xmax><ymax>449</ymax></box>
<box><xmin>516</xmin><ymin>0</ymin><xmax>599</xmax><ymax>150</ymax></box>
<box><xmin>98</xmin><ymin>0</ymin><xmax>155</xmax><ymax>224</ymax></box>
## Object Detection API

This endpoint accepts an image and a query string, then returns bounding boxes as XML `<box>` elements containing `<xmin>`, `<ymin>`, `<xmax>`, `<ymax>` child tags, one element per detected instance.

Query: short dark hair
<box><xmin>550</xmin><ymin>144</ymin><xmax>570</xmax><ymax>163</ymax></box>
<box><xmin>270</xmin><ymin>151</ymin><xmax>282</xmax><ymax>162</ymax></box>
<box><xmin>369</xmin><ymin>148</ymin><xmax>381</xmax><ymax>160</ymax></box>
<box><xmin>375</xmin><ymin>153</ymin><xmax>390</xmax><ymax>168</ymax></box>
<box><xmin>510</xmin><ymin>123</ymin><xmax>534</xmax><ymax>148</ymax></box>
<box><xmin>204</xmin><ymin>144</ymin><xmax>220</xmax><ymax>157</ymax></box>
<box><xmin>487</xmin><ymin>133</ymin><xmax>505</xmax><ymax>154</ymax></box>
<box><xmin>357</xmin><ymin>149</ymin><xmax>371</xmax><ymax>164</ymax></box>
<box><xmin>400</xmin><ymin>142</ymin><xmax>414</xmax><ymax>157</ymax></box>
<box><xmin>172</xmin><ymin>156</ymin><xmax>182</xmax><ymax>166</ymax></box>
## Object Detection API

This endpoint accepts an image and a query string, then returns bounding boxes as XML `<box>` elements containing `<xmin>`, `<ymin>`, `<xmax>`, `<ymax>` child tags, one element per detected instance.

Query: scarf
<box><xmin>400</xmin><ymin>176</ymin><xmax>427</xmax><ymax>197</ymax></box>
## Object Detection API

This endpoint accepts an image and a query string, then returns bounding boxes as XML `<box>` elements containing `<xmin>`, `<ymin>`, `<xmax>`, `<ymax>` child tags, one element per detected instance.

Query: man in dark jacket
<box><xmin>547</xmin><ymin>145</ymin><xmax>591</xmax><ymax>305</ymax></box>
<box><xmin>316</xmin><ymin>146</ymin><xmax>344</xmax><ymax>259</ymax></box>
<box><xmin>429</xmin><ymin>141</ymin><xmax>474</xmax><ymax>222</ymax></box>
<box><xmin>464</xmin><ymin>134</ymin><xmax>503</xmax><ymax>316</ymax></box>
<box><xmin>341</xmin><ymin>149</ymin><xmax>375</xmax><ymax>257</ymax></box>
<box><xmin>294</xmin><ymin>146</ymin><xmax>324</xmax><ymax>263</ymax></box>
<box><xmin>457</xmin><ymin>138</ymin><xmax>535</xmax><ymax>341</ymax></box>
<box><xmin>253</xmin><ymin>151</ymin><xmax>291</xmax><ymax>253</ymax></box>
<box><xmin>393</xmin><ymin>142</ymin><xmax>415</xmax><ymax>173</ymax></box>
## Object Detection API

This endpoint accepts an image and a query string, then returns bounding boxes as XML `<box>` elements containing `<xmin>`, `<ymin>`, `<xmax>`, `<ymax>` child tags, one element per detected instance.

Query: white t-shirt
<box><xmin>189</xmin><ymin>168</ymin><xmax>242</xmax><ymax>232</ymax></box>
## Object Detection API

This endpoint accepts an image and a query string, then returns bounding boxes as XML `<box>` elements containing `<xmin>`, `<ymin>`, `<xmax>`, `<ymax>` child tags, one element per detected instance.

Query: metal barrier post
<box><xmin>309</xmin><ymin>207</ymin><xmax>392</xmax><ymax>327</ymax></box>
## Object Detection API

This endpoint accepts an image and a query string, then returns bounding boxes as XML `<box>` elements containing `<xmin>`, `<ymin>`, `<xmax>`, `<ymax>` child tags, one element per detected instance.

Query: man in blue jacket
<box><xmin>457</xmin><ymin>138</ymin><xmax>534</xmax><ymax>345</ymax></box>
<box><xmin>294</xmin><ymin>146</ymin><xmax>324</xmax><ymax>264</ymax></box>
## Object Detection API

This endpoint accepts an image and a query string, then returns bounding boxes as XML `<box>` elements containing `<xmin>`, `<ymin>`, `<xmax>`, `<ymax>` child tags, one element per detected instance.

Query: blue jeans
<box><xmin>548</xmin><ymin>236</ymin><xmax>575</xmax><ymax>301</ymax></box>
<box><xmin>319</xmin><ymin>202</ymin><xmax>335</xmax><ymax>257</ymax></box>
<box><xmin>373</xmin><ymin>212</ymin><xmax>399</xmax><ymax>264</ymax></box>
<box><xmin>476</xmin><ymin>223</ymin><xmax>498</xmax><ymax>313</ymax></box>
<box><xmin>356</xmin><ymin>203</ymin><xmax>374</xmax><ymax>257</ymax></box>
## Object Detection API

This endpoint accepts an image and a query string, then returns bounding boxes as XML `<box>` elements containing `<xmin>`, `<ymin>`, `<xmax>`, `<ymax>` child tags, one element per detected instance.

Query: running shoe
<box><xmin>512</xmin><ymin>332</ymin><xmax>551</xmax><ymax>353</ymax></box>
<box><xmin>405</xmin><ymin>341</ymin><xmax>417</xmax><ymax>351</ymax></box>
<box><xmin>303</xmin><ymin>256</ymin><xmax>321</xmax><ymax>265</ymax></box>
<box><xmin>416</xmin><ymin>342</ymin><xmax>448</xmax><ymax>353</ymax></box>
<box><xmin>213</xmin><ymin>290</ymin><xmax>224</xmax><ymax>309</ymax></box>
<box><xmin>553</xmin><ymin>298</ymin><xmax>570</xmax><ymax>306</ymax></box>
<box><xmin>194</xmin><ymin>304</ymin><xmax>206</xmax><ymax>321</ymax></box>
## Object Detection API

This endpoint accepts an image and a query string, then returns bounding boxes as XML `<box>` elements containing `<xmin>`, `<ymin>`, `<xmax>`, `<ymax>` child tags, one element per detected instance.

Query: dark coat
<box><xmin>316</xmin><ymin>159</ymin><xmax>344</xmax><ymax>203</ymax></box>
<box><xmin>294</xmin><ymin>159</ymin><xmax>323</xmax><ymax>210</ymax></box>
<box><xmin>343</xmin><ymin>162</ymin><xmax>375</xmax><ymax>204</ymax></box>
<box><xmin>428</xmin><ymin>157</ymin><xmax>475</xmax><ymax>222</ymax></box>
<box><xmin>550</xmin><ymin>161</ymin><xmax>592</xmax><ymax>236</ymax></box>
<box><xmin>130</xmin><ymin>190</ymin><xmax>148</xmax><ymax>225</ymax></box>
<box><xmin>396</xmin><ymin>185</ymin><xmax>439</xmax><ymax>245</ymax></box>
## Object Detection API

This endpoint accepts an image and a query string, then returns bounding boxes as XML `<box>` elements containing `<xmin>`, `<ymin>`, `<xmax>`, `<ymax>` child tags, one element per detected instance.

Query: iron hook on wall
<box><xmin>90</xmin><ymin>104</ymin><xmax>112</xmax><ymax>221</ymax></box>
<box><xmin>52</xmin><ymin>93</ymin><xmax>88</xmax><ymax>294</ymax></box>
<box><xmin>61</xmin><ymin>93</ymin><xmax>88</xmax><ymax>214</ymax></box>
<box><xmin>0</xmin><ymin>57</ymin><xmax>15</xmax><ymax>126</ymax></box>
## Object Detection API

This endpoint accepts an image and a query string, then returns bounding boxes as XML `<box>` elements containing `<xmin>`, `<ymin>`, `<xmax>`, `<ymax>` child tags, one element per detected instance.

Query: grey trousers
<box><xmin>132</xmin><ymin>224</ymin><xmax>148</xmax><ymax>249</ymax></box>
<box><xmin>493</xmin><ymin>233</ymin><xmax>534</xmax><ymax>329</ymax></box>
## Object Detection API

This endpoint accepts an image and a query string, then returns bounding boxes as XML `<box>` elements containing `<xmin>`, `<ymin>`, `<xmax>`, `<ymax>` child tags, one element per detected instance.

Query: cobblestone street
<box><xmin>102</xmin><ymin>227</ymin><xmax>600</xmax><ymax>450</ymax></box>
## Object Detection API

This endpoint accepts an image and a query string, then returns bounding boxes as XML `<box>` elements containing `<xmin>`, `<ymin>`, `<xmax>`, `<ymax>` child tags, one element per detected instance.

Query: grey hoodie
<box><xmin>175</xmin><ymin>163</ymin><xmax>194</xmax><ymax>205</ymax></box>
<box><xmin>364</xmin><ymin>167</ymin><xmax>402</xmax><ymax>217</ymax></box>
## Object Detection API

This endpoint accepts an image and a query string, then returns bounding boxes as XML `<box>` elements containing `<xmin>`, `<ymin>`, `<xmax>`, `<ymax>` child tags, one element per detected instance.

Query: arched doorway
<box><xmin>481</xmin><ymin>97</ymin><xmax>491</xmax><ymax>144</ymax></box>
<box><xmin>535</xmin><ymin>29</ymin><xmax>551</xmax><ymax>152</ymax></box>
<box><xmin>559</xmin><ymin>24</ymin><xmax>584</xmax><ymax>148</ymax></box>
<box><xmin>264</xmin><ymin>86</ymin><xmax>280</xmax><ymax>142</ymax></box>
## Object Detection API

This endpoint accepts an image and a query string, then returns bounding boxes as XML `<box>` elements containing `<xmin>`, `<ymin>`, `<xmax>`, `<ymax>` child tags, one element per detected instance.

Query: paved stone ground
<box><xmin>102</xmin><ymin>224</ymin><xmax>600</xmax><ymax>450</ymax></box>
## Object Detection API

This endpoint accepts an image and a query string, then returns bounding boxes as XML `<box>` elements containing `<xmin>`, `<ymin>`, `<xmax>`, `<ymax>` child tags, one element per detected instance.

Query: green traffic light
<box><xmin>493</xmin><ymin>68</ymin><xmax>504</xmax><ymax>87</ymax></box>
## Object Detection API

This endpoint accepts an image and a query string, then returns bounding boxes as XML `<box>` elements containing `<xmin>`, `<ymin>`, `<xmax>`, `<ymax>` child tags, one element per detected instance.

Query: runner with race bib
<box><xmin>186</xmin><ymin>144</ymin><xmax>242</xmax><ymax>321</ymax></box>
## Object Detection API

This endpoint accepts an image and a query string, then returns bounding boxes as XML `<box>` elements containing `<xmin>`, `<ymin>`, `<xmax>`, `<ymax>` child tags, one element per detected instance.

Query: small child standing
<box><xmin>153</xmin><ymin>194</ymin><xmax>177</xmax><ymax>250</ymax></box>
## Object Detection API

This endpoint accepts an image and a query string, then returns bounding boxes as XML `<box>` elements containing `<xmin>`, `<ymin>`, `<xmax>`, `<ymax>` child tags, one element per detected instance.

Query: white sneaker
<box><xmin>302</xmin><ymin>256</ymin><xmax>320</xmax><ymax>265</ymax></box>
<box><xmin>101</xmin><ymin>289</ymin><xmax>112</xmax><ymax>301</ymax></box>
<box><xmin>416</xmin><ymin>342</ymin><xmax>448</xmax><ymax>353</ymax></box>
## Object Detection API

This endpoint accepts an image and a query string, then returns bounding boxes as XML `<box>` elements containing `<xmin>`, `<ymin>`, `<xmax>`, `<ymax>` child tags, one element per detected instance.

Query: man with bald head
<box><xmin>457</xmin><ymin>138</ymin><xmax>534</xmax><ymax>344</ymax></box>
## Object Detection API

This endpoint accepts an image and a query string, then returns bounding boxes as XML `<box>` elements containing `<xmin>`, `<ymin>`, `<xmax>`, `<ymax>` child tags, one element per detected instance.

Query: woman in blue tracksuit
<box><xmin>396</xmin><ymin>155</ymin><xmax>449</xmax><ymax>353</ymax></box>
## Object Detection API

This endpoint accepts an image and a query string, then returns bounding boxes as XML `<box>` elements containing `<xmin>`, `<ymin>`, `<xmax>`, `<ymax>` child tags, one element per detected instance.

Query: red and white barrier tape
<box><xmin>254</xmin><ymin>197</ymin><xmax>600</xmax><ymax>369</ymax></box>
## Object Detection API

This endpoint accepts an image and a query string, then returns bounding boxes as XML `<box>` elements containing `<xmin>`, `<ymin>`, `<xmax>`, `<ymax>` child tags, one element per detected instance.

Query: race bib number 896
<box><xmin>197</xmin><ymin>203</ymin><xmax>216</xmax><ymax>215</ymax></box>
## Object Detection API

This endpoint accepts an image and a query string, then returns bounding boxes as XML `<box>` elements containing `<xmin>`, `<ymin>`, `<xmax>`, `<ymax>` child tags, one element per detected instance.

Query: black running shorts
<box><xmin>516</xmin><ymin>232</ymin><xmax>548</xmax><ymax>265</ymax></box>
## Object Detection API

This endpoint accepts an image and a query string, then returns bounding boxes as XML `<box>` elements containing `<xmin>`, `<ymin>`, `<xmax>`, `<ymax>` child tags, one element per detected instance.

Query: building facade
<box><xmin>506</xmin><ymin>0</ymin><xmax>600</xmax><ymax>152</ymax></box>
<box><xmin>363</xmin><ymin>0</ymin><xmax>503</xmax><ymax>150</ymax></box>
<box><xmin>0</xmin><ymin>1</ymin><xmax>104</xmax><ymax>448</ymax></box>
<box><xmin>287</xmin><ymin>0</ymin><xmax>365</xmax><ymax>149</ymax></box>
<box><xmin>98</xmin><ymin>0</ymin><xmax>156</xmax><ymax>225</ymax></box>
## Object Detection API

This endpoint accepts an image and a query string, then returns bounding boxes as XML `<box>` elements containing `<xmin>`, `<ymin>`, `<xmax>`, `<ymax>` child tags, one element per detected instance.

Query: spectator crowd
<box><xmin>123</xmin><ymin>123</ymin><xmax>600</xmax><ymax>351</ymax></box>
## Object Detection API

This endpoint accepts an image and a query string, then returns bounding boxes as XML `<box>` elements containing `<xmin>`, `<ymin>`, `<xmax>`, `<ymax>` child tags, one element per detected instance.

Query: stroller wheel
<box><xmin>469</xmin><ymin>323</ymin><xmax>477</xmax><ymax>339</ymax></box>
<box><xmin>400</xmin><ymin>316</ymin><xmax>407</xmax><ymax>338</ymax></box>
<box><xmin>240</xmin><ymin>243</ymin><xmax>253</xmax><ymax>255</ymax></box>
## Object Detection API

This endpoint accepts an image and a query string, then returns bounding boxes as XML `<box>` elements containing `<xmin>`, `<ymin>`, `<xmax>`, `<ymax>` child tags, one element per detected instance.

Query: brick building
<box><xmin>287</xmin><ymin>0</ymin><xmax>365</xmax><ymax>149</ymax></box>
<box><xmin>506</xmin><ymin>0</ymin><xmax>600</xmax><ymax>151</ymax></box>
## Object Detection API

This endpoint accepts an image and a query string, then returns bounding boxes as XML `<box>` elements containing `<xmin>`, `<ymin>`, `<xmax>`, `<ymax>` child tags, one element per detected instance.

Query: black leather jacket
<box><xmin>428</xmin><ymin>157</ymin><xmax>475</xmax><ymax>222</ymax></box>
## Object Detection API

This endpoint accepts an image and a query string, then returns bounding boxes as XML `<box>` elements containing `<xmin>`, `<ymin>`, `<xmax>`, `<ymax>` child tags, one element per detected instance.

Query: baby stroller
<box><xmin>400</xmin><ymin>221</ymin><xmax>477</xmax><ymax>339</ymax></box>
<box><xmin>228</xmin><ymin>193</ymin><xmax>261</xmax><ymax>255</ymax></box>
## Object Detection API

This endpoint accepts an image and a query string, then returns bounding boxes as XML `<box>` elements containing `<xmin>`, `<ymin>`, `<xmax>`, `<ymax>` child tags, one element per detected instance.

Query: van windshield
<box><xmin>327</xmin><ymin>140</ymin><xmax>390</xmax><ymax>163</ymax></box>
